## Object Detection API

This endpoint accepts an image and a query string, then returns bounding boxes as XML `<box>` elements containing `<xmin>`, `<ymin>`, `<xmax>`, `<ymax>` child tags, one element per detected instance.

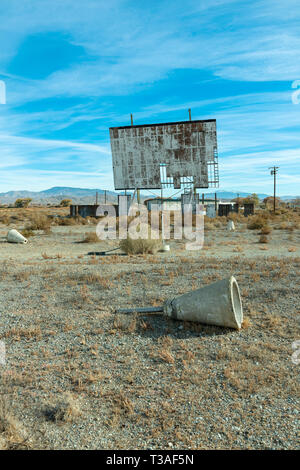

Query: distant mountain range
<box><xmin>205</xmin><ymin>191</ymin><xmax>298</xmax><ymax>201</ymax></box>
<box><xmin>0</xmin><ymin>187</ymin><xmax>120</xmax><ymax>204</ymax></box>
<box><xmin>0</xmin><ymin>187</ymin><xmax>298</xmax><ymax>205</ymax></box>
<box><xmin>202</xmin><ymin>191</ymin><xmax>270</xmax><ymax>200</ymax></box>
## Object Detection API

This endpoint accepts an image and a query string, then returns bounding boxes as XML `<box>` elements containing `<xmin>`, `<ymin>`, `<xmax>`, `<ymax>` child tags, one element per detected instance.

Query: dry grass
<box><xmin>247</xmin><ymin>215</ymin><xmax>268</xmax><ymax>230</ymax></box>
<box><xmin>0</xmin><ymin>214</ymin><xmax>10</xmax><ymax>225</ymax></box>
<box><xmin>2</xmin><ymin>326</ymin><xmax>42</xmax><ymax>341</ymax></box>
<box><xmin>44</xmin><ymin>393</ymin><xmax>81</xmax><ymax>423</ymax></box>
<box><xmin>0</xmin><ymin>398</ymin><xmax>31</xmax><ymax>449</ymax></box>
<box><xmin>157</xmin><ymin>349</ymin><xmax>175</xmax><ymax>364</ymax></box>
<box><xmin>82</xmin><ymin>232</ymin><xmax>99</xmax><ymax>243</ymax></box>
<box><xmin>27</xmin><ymin>213</ymin><xmax>51</xmax><ymax>233</ymax></box>
<box><xmin>0</xmin><ymin>204</ymin><xmax>299</xmax><ymax>450</ymax></box>
<box><xmin>260</xmin><ymin>225</ymin><xmax>272</xmax><ymax>235</ymax></box>
<box><xmin>259</xmin><ymin>234</ymin><xmax>269</xmax><ymax>244</ymax></box>
<box><xmin>21</xmin><ymin>228</ymin><xmax>35</xmax><ymax>238</ymax></box>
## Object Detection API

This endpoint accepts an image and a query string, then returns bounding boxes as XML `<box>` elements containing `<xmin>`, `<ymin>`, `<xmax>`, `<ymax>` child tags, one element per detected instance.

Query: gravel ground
<box><xmin>0</xmin><ymin>210</ymin><xmax>299</xmax><ymax>450</ymax></box>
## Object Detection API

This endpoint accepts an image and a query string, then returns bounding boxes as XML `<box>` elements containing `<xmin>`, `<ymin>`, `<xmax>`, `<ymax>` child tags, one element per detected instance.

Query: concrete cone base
<box><xmin>7</xmin><ymin>229</ymin><xmax>28</xmax><ymax>244</ymax></box>
<box><xmin>161</xmin><ymin>244</ymin><xmax>170</xmax><ymax>252</ymax></box>
<box><xmin>163</xmin><ymin>276</ymin><xmax>243</xmax><ymax>329</ymax></box>
<box><xmin>227</xmin><ymin>220</ymin><xmax>235</xmax><ymax>231</ymax></box>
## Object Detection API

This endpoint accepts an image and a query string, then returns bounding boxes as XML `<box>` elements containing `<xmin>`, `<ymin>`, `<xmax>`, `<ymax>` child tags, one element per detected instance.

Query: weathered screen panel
<box><xmin>109</xmin><ymin>119</ymin><xmax>218</xmax><ymax>190</ymax></box>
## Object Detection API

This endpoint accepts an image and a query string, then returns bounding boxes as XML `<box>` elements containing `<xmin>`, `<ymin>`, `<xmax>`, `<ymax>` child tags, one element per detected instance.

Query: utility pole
<box><xmin>269</xmin><ymin>166</ymin><xmax>279</xmax><ymax>213</ymax></box>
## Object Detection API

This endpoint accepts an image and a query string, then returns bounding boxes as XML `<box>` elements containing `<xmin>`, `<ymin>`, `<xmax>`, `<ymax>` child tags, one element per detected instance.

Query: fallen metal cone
<box><xmin>7</xmin><ymin>229</ymin><xmax>28</xmax><ymax>244</ymax></box>
<box><xmin>116</xmin><ymin>276</ymin><xmax>243</xmax><ymax>330</ymax></box>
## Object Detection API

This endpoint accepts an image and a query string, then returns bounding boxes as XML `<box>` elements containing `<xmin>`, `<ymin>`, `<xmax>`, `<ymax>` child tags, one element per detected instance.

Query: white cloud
<box><xmin>1</xmin><ymin>0</ymin><xmax>300</xmax><ymax>106</ymax></box>
<box><xmin>0</xmin><ymin>0</ymin><xmax>299</xmax><ymax>195</ymax></box>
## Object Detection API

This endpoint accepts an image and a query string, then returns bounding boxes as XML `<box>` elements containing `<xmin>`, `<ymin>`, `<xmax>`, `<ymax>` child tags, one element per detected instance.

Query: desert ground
<box><xmin>0</xmin><ymin>206</ymin><xmax>299</xmax><ymax>450</ymax></box>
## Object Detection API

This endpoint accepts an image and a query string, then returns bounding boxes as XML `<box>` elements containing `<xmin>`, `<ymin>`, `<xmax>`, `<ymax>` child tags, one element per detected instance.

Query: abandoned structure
<box><xmin>70</xmin><ymin>204</ymin><xmax>119</xmax><ymax>218</ymax></box>
<box><xmin>71</xmin><ymin>117</ymin><xmax>222</xmax><ymax>219</ymax></box>
<box><xmin>244</xmin><ymin>203</ymin><xmax>255</xmax><ymax>217</ymax></box>
<box><xmin>109</xmin><ymin>119</ymin><xmax>219</xmax><ymax>191</ymax></box>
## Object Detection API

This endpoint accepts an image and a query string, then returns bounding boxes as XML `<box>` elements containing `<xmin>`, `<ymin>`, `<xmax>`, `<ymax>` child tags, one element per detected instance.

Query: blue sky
<box><xmin>0</xmin><ymin>0</ymin><xmax>299</xmax><ymax>196</ymax></box>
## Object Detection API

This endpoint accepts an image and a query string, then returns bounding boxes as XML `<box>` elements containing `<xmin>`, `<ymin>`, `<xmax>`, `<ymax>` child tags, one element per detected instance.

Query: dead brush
<box><xmin>277</xmin><ymin>221</ymin><xmax>289</xmax><ymax>230</ymax></box>
<box><xmin>227</xmin><ymin>212</ymin><xmax>244</xmax><ymax>224</ymax></box>
<box><xmin>26</xmin><ymin>213</ymin><xmax>51</xmax><ymax>233</ymax></box>
<box><xmin>44</xmin><ymin>393</ymin><xmax>80</xmax><ymax>424</ymax></box>
<box><xmin>41</xmin><ymin>252</ymin><xmax>62</xmax><ymax>259</ymax></box>
<box><xmin>56</xmin><ymin>217</ymin><xmax>77</xmax><ymax>226</ymax></box>
<box><xmin>262</xmin><ymin>313</ymin><xmax>281</xmax><ymax>329</ymax></box>
<box><xmin>2</xmin><ymin>326</ymin><xmax>42</xmax><ymax>341</ymax></box>
<box><xmin>21</xmin><ymin>228</ymin><xmax>35</xmax><ymax>238</ymax></box>
<box><xmin>112</xmin><ymin>392</ymin><xmax>134</xmax><ymax>415</ymax></box>
<box><xmin>247</xmin><ymin>215</ymin><xmax>267</xmax><ymax>230</ymax></box>
<box><xmin>120</xmin><ymin>234</ymin><xmax>161</xmax><ymax>254</ymax></box>
<box><xmin>259</xmin><ymin>234</ymin><xmax>269</xmax><ymax>244</ymax></box>
<box><xmin>82</xmin><ymin>232</ymin><xmax>99</xmax><ymax>243</ymax></box>
<box><xmin>13</xmin><ymin>270</ymin><xmax>31</xmax><ymax>281</ymax></box>
<box><xmin>233</xmin><ymin>245</ymin><xmax>243</xmax><ymax>252</ymax></box>
<box><xmin>241</xmin><ymin>317</ymin><xmax>252</xmax><ymax>329</ymax></box>
<box><xmin>0</xmin><ymin>214</ymin><xmax>10</xmax><ymax>225</ymax></box>
<box><xmin>259</xmin><ymin>225</ymin><xmax>272</xmax><ymax>235</ymax></box>
<box><xmin>112</xmin><ymin>314</ymin><xmax>137</xmax><ymax>333</ymax></box>
<box><xmin>204</xmin><ymin>221</ymin><xmax>216</xmax><ymax>231</ymax></box>
<box><xmin>106</xmin><ymin>391</ymin><xmax>135</xmax><ymax>427</ymax></box>
<box><xmin>157</xmin><ymin>349</ymin><xmax>175</xmax><ymax>364</ymax></box>
<box><xmin>0</xmin><ymin>398</ymin><xmax>31</xmax><ymax>450</ymax></box>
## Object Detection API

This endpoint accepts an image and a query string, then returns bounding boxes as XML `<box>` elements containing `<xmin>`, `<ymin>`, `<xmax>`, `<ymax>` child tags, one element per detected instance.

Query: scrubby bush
<box><xmin>259</xmin><ymin>234</ymin><xmax>269</xmax><ymax>243</ymax></box>
<box><xmin>82</xmin><ymin>232</ymin><xmax>99</xmax><ymax>243</ymax></box>
<box><xmin>21</xmin><ymin>229</ymin><xmax>34</xmax><ymax>238</ymax></box>
<box><xmin>120</xmin><ymin>236</ymin><xmax>161</xmax><ymax>254</ymax></box>
<box><xmin>260</xmin><ymin>225</ymin><xmax>272</xmax><ymax>235</ymax></box>
<box><xmin>0</xmin><ymin>215</ymin><xmax>10</xmax><ymax>225</ymax></box>
<box><xmin>57</xmin><ymin>216</ymin><xmax>89</xmax><ymax>226</ymax></box>
<box><xmin>247</xmin><ymin>215</ymin><xmax>267</xmax><ymax>230</ymax></box>
<box><xmin>26</xmin><ymin>213</ymin><xmax>51</xmax><ymax>233</ymax></box>
<box><xmin>14</xmin><ymin>198</ymin><xmax>32</xmax><ymax>208</ymax></box>
<box><xmin>60</xmin><ymin>199</ymin><xmax>72</xmax><ymax>207</ymax></box>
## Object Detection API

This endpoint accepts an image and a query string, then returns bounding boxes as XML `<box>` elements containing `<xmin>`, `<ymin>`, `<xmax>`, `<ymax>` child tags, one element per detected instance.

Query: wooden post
<box><xmin>269</xmin><ymin>166</ymin><xmax>279</xmax><ymax>213</ymax></box>
<box><xmin>188</xmin><ymin>109</ymin><xmax>192</xmax><ymax>121</ymax></box>
<box><xmin>130</xmin><ymin>114</ymin><xmax>133</xmax><ymax>126</ymax></box>
<box><xmin>137</xmin><ymin>189</ymin><xmax>140</xmax><ymax>204</ymax></box>
<box><xmin>273</xmin><ymin>169</ymin><xmax>276</xmax><ymax>213</ymax></box>
<box><xmin>161</xmin><ymin>187</ymin><xmax>164</xmax><ymax>244</ymax></box>
<box><xmin>215</xmin><ymin>192</ymin><xmax>217</xmax><ymax>211</ymax></box>
<box><xmin>104</xmin><ymin>190</ymin><xmax>107</xmax><ymax>204</ymax></box>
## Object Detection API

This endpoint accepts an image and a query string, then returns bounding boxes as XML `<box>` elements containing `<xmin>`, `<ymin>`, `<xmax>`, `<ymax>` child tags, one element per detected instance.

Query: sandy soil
<box><xmin>0</xmin><ymin>208</ymin><xmax>299</xmax><ymax>450</ymax></box>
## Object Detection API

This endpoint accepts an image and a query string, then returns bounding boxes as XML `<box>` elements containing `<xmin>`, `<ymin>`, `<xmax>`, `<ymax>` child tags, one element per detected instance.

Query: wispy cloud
<box><xmin>0</xmin><ymin>0</ymin><xmax>299</xmax><ymax>194</ymax></box>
